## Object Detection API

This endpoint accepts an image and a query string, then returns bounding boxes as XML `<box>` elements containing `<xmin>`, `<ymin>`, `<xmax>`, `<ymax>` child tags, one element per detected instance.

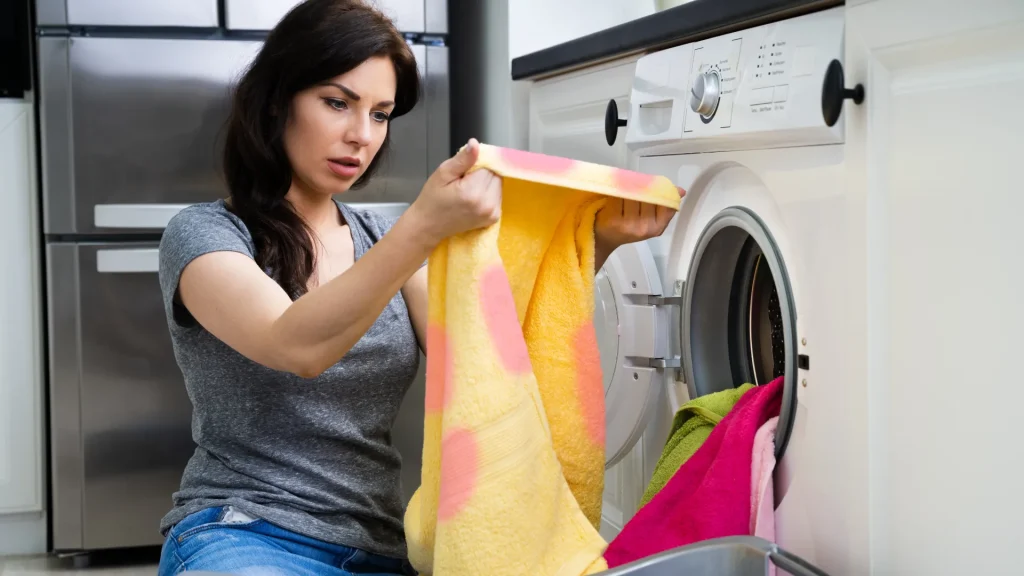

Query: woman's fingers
<box><xmin>639</xmin><ymin>202</ymin><xmax>656</xmax><ymax>233</ymax></box>
<box><xmin>624</xmin><ymin>200</ymin><xmax>641</xmax><ymax>220</ymax></box>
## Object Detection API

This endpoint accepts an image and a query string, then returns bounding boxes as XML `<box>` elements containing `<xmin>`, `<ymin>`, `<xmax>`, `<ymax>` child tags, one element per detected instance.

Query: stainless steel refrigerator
<box><xmin>36</xmin><ymin>0</ymin><xmax>448</xmax><ymax>554</ymax></box>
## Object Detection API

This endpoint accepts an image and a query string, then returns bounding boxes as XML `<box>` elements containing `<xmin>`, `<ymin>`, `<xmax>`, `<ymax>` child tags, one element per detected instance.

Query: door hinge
<box><xmin>636</xmin><ymin>280</ymin><xmax>684</xmax><ymax>379</ymax></box>
<box><xmin>646</xmin><ymin>280</ymin><xmax>684</xmax><ymax>307</ymax></box>
<box><xmin>646</xmin><ymin>357</ymin><xmax>681</xmax><ymax>369</ymax></box>
<box><xmin>647</xmin><ymin>295</ymin><xmax>682</xmax><ymax>306</ymax></box>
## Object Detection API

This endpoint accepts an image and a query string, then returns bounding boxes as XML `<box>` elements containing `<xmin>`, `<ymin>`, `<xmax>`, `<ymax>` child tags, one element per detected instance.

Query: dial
<box><xmin>689</xmin><ymin>70</ymin><xmax>721</xmax><ymax>120</ymax></box>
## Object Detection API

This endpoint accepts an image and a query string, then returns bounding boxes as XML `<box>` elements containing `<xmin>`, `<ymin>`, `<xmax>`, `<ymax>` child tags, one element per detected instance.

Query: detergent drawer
<box><xmin>599</xmin><ymin>536</ymin><xmax>829</xmax><ymax>576</ymax></box>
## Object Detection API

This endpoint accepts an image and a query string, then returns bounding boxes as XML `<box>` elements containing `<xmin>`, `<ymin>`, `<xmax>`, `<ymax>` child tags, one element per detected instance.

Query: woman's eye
<box><xmin>372</xmin><ymin>111</ymin><xmax>390</xmax><ymax>123</ymax></box>
<box><xmin>324</xmin><ymin>98</ymin><xmax>347</xmax><ymax>111</ymax></box>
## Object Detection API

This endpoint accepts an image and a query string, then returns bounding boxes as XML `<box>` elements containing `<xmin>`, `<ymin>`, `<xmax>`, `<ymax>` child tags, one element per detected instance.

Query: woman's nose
<box><xmin>345</xmin><ymin>116</ymin><xmax>373</xmax><ymax>146</ymax></box>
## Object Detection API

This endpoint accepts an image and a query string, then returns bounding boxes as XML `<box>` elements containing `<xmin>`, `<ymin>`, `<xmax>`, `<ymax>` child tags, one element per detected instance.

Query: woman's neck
<box><xmin>285</xmin><ymin>184</ymin><xmax>342</xmax><ymax>232</ymax></box>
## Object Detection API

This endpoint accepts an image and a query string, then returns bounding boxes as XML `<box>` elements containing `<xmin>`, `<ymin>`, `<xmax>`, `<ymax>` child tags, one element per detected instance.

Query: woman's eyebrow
<box><xmin>321</xmin><ymin>82</ymin><xmax>394</xmax><ymax>108</ymax></box>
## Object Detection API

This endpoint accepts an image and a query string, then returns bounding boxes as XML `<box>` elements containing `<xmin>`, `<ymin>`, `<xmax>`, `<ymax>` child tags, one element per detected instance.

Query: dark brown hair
<box><xmin>223</xmin><ymin>0</ymin><xmax>420</xmax><ymax>298</ymax></box>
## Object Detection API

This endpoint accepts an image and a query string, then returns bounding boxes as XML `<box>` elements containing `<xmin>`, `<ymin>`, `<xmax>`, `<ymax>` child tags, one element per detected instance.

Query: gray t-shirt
<box><xmin>157</xmin><ymin>199</ymin><xmax>420</xmax><ymax>559</ymax></box>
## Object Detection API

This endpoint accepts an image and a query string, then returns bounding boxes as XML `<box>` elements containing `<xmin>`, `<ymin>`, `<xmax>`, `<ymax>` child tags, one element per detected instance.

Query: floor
<box><xmin>0</xmin><ymin>548</ymin><xmax>158</xmax><ymax>576</ymax></box>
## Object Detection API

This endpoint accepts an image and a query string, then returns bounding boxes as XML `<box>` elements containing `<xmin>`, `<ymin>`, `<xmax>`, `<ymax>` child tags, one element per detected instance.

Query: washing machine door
<box><xmin>594</xmin><ymin>240</ymin><xmax>675</xmax><ymax>537</ymax></box>
<box><xmin>596</xmin><ymin>240</ymin><xmax>673</xmax><ymax>468</ymax></box>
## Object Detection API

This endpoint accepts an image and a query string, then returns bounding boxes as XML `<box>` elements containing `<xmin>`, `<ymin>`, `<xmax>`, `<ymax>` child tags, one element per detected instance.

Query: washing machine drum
<box><xmin>594</xmin><ymin>206</ymin><xmax>798</xmax><ymax>468</ymax></box>
<box><xmin>681</xmin><ymin>206</ymin><xmax>798</xmax><ymax>460</ymax></box>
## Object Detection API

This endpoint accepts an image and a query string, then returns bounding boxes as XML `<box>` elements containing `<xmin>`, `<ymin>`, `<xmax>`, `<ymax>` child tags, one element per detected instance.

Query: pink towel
<box><xmin>604</xmin><ymin>377</ymin><xmax>784</xmax><ymax>568</ymax></box>
<box><xmin>751</xmin><ymin>416</ymin><xmax>779</xmax><ymax>576</ymax></box>
<box><xmin>751</xmin><ymin>415</ymin><xmax>778</xmax><ymax>540</ymax></box>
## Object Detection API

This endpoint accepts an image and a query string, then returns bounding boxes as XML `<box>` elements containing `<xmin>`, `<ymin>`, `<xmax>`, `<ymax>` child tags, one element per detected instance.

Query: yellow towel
<box><xmin>404</xmin><ymin>144</ymin><xmax>680</xmax><ymax>576</ymax></box>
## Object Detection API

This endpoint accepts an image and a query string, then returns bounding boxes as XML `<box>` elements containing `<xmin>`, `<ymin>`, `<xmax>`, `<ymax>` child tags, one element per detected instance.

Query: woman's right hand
<box><xmin>405</xmin><ymin>138</ymin><xmax>502</xmax><ymax>245</ymax></box>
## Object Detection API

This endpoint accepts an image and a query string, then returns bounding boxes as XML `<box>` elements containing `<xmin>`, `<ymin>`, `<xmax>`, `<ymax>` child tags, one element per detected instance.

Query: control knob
<box><xmin>689</xmin><ymin>70</ymin><xmax>721</xmax><ymax>121</ymax></box>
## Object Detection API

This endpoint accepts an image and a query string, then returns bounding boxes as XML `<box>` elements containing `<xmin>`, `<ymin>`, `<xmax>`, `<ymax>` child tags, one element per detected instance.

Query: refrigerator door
<box><xmin>343</xmin><ymin>44</ymin><xmax>449</xmax><ymax>206</ymax></box>
<box><xmin>48</xmin><ymin>242</ymin><xmax>194</xmax><ymax>551</ymax></box>
<box><xmin>223</xmin><ymin>0</ymin><xmax>301</xmax><ymax>31</ymax></box>
<box><xmin>425</xmin><ymin>0</ymin><xmax>447</xmax><ymax>34</ymax></box>
<box><xmin>381</xmin><ymin>0</ymin><xmax>426</xmax><ymax>33</ymax></box>
<box><xmin>36</xmin><ymin>0</ymin><xmax>219</xmax><ymax>27</ymax></box>
<box><xmin>37</xmin><ymin>36</ymin><xmax>261</xmax><ymax>235</ymax></box>
<box><xmin>425</xmin><ymin>45</ymin><xmax>451</xmax><ymax>170</ymax></box>
<box><xmin>224</xmin><ymin>0</ymin><xmax>425</xmax><ymax>32</ymax></box>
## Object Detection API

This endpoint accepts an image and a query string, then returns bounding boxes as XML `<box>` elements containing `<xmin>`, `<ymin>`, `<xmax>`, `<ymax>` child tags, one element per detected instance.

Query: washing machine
<box><xmin>595</xmin><ymin>6</ymin><xmax>867</xmax><ymax>573</ymax></box>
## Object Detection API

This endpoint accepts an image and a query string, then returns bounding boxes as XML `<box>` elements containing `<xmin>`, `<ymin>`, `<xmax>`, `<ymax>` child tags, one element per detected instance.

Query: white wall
<box><xmin>508</xmin><ymin>0</ymin><xmax>656</xmax><ymax>61</ymax></box>
<box><xmin>472</xmin><ymin>0</ymin><xmax>655</xmax><ymax>151</ymax></box>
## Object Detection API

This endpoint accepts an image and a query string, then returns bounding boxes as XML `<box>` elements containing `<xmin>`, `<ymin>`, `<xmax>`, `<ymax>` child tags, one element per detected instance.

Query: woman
<box><xmin>156</xmin><ymin>1</ymin><xmax>674</xmax><ymax>575</ymax></box>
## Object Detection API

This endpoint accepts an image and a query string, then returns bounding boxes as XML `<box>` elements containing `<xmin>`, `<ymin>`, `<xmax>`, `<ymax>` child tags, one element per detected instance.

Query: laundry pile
<box><xmin>403</xmin><ymin>143</ymin><xmax>784</xmax><ymax>576</ymax></box>
<box><xmin>604</xmin><ymin>377</ymin><xmax>784</xmax><ymax>567</ymax></box>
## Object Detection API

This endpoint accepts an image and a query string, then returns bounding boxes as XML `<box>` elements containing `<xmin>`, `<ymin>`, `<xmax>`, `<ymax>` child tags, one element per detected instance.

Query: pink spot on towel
<box><xmin>500</xmin><ymin>147</ymin><xmax>576</xmax><ymax>174</ymax></box>
<box><xmin>425</xmin><ymin>324</ymin><xmax>452</xmax><ymax>414</ymax></box>
<box><xmin>575</xmin><ymin>320</ymin><xmax>606</xmax><ymax>447</ymax></box>
<box><xmin>612</xmin><ymin>168</ymin><xmax>656</xmax><ymax>194</ymax></box>
<box><xmin>479</xmin><ymin>265</ymin><xmax>532</xmax><ymax>374</ymax></box>
<box><xmin>438</xmin><ymin>428</ymin><xmax>478</xmax><ymax>521</ymax></box>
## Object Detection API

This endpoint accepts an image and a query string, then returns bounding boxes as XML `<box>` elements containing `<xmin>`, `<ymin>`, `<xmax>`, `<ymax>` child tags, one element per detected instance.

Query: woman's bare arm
<box><xmin>179</xmin><ymin>212</ymin><xmax>435</xmax><ymax>378</ymax></box>
<box><xmin>176</xmin><ymin>140</ymin><xmax>500</xmax><ymax>379</ymax></box>
<box><xmin>401</xmin><ymin>266</ymin><xmax>429</xmax><ymax>354</ymax></box>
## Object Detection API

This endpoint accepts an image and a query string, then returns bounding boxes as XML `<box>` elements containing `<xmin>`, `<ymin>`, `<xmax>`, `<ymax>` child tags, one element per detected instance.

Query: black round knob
<box><xmin>821</xmin><ymin>59</ymin><xmax>865</xmax><ymax>127</ymax></box>
<box><xmin>604</xmin><ymin>99</ymin><xmax>628</xmax><ymax>146</ymax></box>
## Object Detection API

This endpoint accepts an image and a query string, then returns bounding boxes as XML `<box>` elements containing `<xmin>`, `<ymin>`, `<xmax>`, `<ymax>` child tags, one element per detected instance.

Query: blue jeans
<box><xmin>158</xmin><ymin>506</ymin><xmax>416</xmax><ymax>576</ymax></box>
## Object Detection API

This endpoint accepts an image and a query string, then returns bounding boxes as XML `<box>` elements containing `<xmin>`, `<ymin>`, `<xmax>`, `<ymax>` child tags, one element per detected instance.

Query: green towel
<box><xmin>640</xmin><ymin>384</ymin><xmax>755</xmax><ymax>506</ymax></box>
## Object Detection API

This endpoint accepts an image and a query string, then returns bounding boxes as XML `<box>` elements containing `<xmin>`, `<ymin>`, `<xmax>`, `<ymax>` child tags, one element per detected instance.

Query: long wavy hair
<box><xmin>223</xmin><ymin>0</ymin><xmax>420</xmax><ymax>299</ymax></box>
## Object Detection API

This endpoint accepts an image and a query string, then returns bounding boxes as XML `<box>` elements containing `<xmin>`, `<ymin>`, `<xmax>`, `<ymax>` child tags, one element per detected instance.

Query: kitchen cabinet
<box><xmin>528</xmin><ymin>56</ymin><xmax>639</xmax><ymax>169</ymax></box>
<box><xmin>0</xmin><ymin>99</ymin><xmax>44</xmax><ymax>516</ymax></box>
<box><xmin>843</xmin><ymin>0</ymin><xmax>1024</xmax><ymax>573</ymax></box>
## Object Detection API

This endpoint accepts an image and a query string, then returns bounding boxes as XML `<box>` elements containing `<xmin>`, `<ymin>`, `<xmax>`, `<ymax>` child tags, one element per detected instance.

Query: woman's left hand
<box><xmin>594</xmin><ymin>198</ymin><xmax>675</xmax><ymax>271</ymax></box>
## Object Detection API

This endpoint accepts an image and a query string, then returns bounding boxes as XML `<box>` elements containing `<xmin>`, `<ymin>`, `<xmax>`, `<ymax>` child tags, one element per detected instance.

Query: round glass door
<box><xmin>680</xmin><ymin>206</ymin><xmax>798</xmax><ymax>460</ymax></box>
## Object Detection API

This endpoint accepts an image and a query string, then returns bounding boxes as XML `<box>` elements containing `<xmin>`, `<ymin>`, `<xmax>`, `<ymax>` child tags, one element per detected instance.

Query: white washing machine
<box><xmin>595</xmin><ymin>6</ymin><xmax>869</xmax><ymax>573</ymax></box>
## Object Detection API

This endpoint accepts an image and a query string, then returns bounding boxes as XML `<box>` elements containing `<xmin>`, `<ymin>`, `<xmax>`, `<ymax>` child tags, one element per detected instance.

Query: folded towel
<box><xmin>751</xmin><ymin>416</ymin><xmax>779</xmax><ymax>576</ymax></box>
<box><xmin>403</xmin><ymin>144</ymin><xmax>680</xmax><ymax>576</ymax></box>
<box><xmin>604</xmin><ymin>376</ymin><xmax>784</xmax><ymax>568</ymax></box>
<box><xmin>640</xmin><ymin>384</ymin><xmax>754</xmax><ymax>506</ymax></box>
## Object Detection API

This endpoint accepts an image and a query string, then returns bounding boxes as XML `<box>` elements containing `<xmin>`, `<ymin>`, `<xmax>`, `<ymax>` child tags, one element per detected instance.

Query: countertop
<box><xmin>510</xmin><ymin>0</ymin><xmax>843</xmax><ymax>81</ymax></box>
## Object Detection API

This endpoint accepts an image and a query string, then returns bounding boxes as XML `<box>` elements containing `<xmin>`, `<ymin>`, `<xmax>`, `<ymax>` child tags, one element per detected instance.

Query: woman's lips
<box><xmin>328</xmin><ymin>158</ymin><xmax>360</xmax><ymax>178</ymax></box>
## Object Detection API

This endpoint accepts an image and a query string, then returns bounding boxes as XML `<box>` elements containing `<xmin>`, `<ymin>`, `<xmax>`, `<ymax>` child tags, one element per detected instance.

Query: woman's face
<box><xmin>283</xmin><ymin>55</ymin><xmax>397</xmax><ymax>197</ymax></box>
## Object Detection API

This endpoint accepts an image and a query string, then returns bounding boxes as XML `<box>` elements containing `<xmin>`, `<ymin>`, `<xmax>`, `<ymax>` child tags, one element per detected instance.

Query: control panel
<box><xmin>626</xmin><ymin>6</ymin><xmax>846</xmax><ymax>153</ymax></box>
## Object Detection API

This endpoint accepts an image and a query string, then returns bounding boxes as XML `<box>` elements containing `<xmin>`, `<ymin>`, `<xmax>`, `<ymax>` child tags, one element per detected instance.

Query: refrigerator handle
<box><xmin>96</xmin><ymin>249</ymin><xmax>159</xmax><ymax>274</ymax></box>
<box><xmin>350</xmin><ymin>202</ymin><xmax>410</xmax><ymax>219</ymax></box>
<box><xmin>94</xmin><ymin>204</ymin><xmax>192</xmax><ymax>229</ymax></box>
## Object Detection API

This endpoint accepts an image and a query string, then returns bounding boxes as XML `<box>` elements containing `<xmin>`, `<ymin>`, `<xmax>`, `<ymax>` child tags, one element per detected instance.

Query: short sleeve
<box><xmin>346</xmin><ymin>206</ymin><xmax>399</xmax><ymax>242</ymax></box>
<box><xmin>158</xmin><ymin>203</ymin><xmax>255</xmax><ymax>327</ymax></box>
<box><xmin>341</xmin><ymin>204</ymin><xmax>427</xmax><ymax>268</ymax></box>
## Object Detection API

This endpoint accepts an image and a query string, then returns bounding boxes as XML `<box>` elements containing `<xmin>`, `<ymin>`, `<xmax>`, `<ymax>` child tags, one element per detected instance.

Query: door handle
<box><xmin>94</xmin><ymin>204</ymin><xmax>192</xmax><ymax>229</ymax></box>
<box><xmin>96</xmin><ymin>249</ymin><xmax>159</xmax><ymax>274</ymax></box>
<box><xmin>605</xmin><ymin>99</ymin><xmax>628</xmax><ymax>146</ymax></box>
<box><xmin>820</xmin><ymin>59</ymin><xmax>864</xmax><ymax>127</ymax></box>
<box><xmin>350</xmin><ymin>202</ymin><xmax>410</xmax><ymax>218</ymax></box>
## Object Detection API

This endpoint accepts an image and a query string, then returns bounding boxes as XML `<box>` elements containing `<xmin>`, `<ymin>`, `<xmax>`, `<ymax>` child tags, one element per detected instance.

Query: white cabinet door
<box><xmin>845</xmin><ymin>1</ymin><xmax>1024</xmax><ymax>574</ymax></box>
<box><xmin>528</xmin><ymin>57</ymin><xmax>639</xmax><ymax>168</ymax></box>
<box><xmin>0</xmin><ymin>100</ymin><xmax>44</xmax><ymax>514</ymax></box>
